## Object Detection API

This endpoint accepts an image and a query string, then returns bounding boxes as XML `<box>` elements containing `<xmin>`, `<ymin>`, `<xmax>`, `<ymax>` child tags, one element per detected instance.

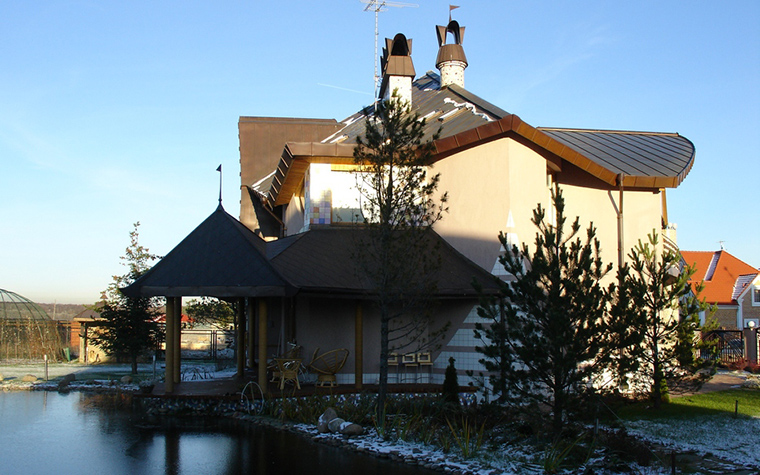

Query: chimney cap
<box><xmin>379</xmin><ymin>33</ymin><xmax>416</xmax><ymax>99</ymax></box>
<box><xmin>436</xmin><ymin>20</ymin><xmax>465</xmax><ymax>47</ymax></box>
<box><xmin>436</xmin><ymin>21</ymin><xmax>467</xmax><ymax>69</ymax></box>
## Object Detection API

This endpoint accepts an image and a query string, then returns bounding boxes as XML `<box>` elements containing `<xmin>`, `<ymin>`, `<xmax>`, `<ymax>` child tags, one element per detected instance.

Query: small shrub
<box><xmin>743</xmin><ymin>362</ymin><xmax>760</xmax><ymax>374</ymax></box>
<box><xmin>445</xmin><ymin>416</ymin><xmax>486</xmax><ymax>459</ymax></box>
<box><xmin>441</xmin><ymin>357</ymin><xmax>460</xmax><ymax>407</ymax></box>
<box><xmin>597</xmin><ymin>428</ymin><xmax>652</xmax><ymax>466</ymax></box>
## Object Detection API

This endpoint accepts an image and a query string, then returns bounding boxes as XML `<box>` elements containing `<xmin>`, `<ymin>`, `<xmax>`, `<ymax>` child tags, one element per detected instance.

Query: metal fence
<box><xmin>173</xmin><ymin>328</ymin><xmax>236</xmax><ymax>360</ymax></box>
<box><xmin>700</xmin><ymin>330</ymin><xmax>744</xmax><ymax>364</ymax></box>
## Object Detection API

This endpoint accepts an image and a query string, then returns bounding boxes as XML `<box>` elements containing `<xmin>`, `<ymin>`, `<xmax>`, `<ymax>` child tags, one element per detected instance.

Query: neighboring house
<box><xmin>126</xmin><ymin>20</ymin><xmax>698</xmax><ymax>391</ymax></box>
<box><xmin>681</xmin><ymin>250</ymin><xmax>760</xmax><ymax>330</ymax></box>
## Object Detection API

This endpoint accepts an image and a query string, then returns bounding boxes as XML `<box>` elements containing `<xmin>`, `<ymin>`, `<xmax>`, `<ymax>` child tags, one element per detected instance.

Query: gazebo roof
<box><xmin>122</xmin><ymin>205</ymin><xmax>294</xmax><ymax>298</ymax></box>
<box><xmin>122</xmin><ymin>206</ymin><xmax>500</xmax><ymax>300</ymax></box>
<box><xmin>268</xmin><ymin>227</ymin><xmax>499</xmax><ymax>297</ymax></box>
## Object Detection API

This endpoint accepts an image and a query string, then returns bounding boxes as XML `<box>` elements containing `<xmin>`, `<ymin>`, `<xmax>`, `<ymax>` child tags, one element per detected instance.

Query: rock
<box><xmin>339</xmin><ymin>422</ymin><xmax>364</xmax><ymax>436</ymax></box>
<box><xmin>742</xmin><ymin>378</ymin><xmax>760</xmax><ymax>389</ymax></box>
<box><xmin>327</xmin><ymin>417</ymin><xmax>345</xmax><ymax>433</ymax></box>
<box><xmin>139</xmin><ymin>380</ymin><xmax>155</xmax><ymax>394</ymax></box>
<box><xmin>318</xmin><ymin>408</ymin><xmax>338</xmax><ymax>433</ymax></box>
<box><xmin>120</xmin><ymin>375</ymin><xmax>133</xmax><ymax>384</ymax></box>
<box><xmin>58</xmin><ymin>373</ymin><xmax>76</xmax><ymax>390</ymax></box>
<box><xmin>21</xmin><ymin>374</ymin><xmax>38</xmax><ymax>382</ymax></box>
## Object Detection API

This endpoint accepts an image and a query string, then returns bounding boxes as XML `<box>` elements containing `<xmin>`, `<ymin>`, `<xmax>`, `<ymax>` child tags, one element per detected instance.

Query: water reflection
<box><xmin>0</xmin><ymin>392</ymin><xmax>437</xmax><ymax>475</ymax></box>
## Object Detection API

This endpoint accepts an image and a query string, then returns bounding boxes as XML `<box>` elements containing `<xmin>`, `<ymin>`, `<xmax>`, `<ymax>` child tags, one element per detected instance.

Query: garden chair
<box><xmin>402</xmin><ymin>353</ymin><xmax>418</xmax><ymax>382</ymax></box>
<box><xmin>275</xmin><ymin>358</ymin><xmax>302</xmax><ymax>390</ymax></box>
<box><xmin>307</xmin><ymin>347</ymin><xmax>349</xmax><ymax>387</ymax></box>
<box><xmin>267</xmin><ymin>343</ymin><xmax>302</xmax><ymax>382</ymax></box>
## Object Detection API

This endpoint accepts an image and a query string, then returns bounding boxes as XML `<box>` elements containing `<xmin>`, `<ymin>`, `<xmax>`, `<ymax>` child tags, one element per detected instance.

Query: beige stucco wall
<box><xmin>562</xmin><ymin>182</ymin><xmax>663</xmax><ymax>271</ymax></box>
<box><xmin>433</xmin><ymin>138</ymin><xmax>550</xmax><ymax>272</ymax></box>
<box><xmin>433</xmin><ymin>137</ymin><xmax>664</xmax><ymax>275</ymax></box>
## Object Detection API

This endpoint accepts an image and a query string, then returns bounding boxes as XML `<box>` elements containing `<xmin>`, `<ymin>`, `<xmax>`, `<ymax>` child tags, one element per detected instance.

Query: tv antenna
<box><xmin>361</xmin><ymin>0</ymin><xmax>418</xmax><ymax>98</ymax></box>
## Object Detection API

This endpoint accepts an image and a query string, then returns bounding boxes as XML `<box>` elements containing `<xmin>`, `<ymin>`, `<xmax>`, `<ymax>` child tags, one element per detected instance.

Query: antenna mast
<box><xmin>361</xmin><ymin>0</ymin><xmax>418</xmax><ymax>98</ymax></box>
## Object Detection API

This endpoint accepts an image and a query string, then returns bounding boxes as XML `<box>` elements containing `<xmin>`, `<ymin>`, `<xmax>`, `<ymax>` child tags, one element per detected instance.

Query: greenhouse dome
<box><xmin>0</xmin><ymin>288</ymin><xmax>64</xmax><ymax>361</ymax></box>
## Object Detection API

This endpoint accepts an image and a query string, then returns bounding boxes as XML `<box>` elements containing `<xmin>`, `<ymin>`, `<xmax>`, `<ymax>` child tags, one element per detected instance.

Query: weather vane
<box><xmin>216</xmin><ymin>164</ymin><xmax>223</xmax><ymax>205</ymax></box>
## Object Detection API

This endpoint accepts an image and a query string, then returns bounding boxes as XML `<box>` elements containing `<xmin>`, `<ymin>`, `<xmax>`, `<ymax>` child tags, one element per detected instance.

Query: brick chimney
<box><xmin>379</xmin><ymin>33</ymin><xmax>415</xmax><ymax>105</ymax></box>
<box><xmin>436</xmin><ymin>21</ymin><xmax>467</xmax><ymax>88</ymax></box>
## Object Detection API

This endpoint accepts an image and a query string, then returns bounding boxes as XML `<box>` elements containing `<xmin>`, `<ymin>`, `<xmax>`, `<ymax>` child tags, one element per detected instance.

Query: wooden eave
<box><xmin>270</xmin><ymin>142</ymin><xmax>356</xmax><ymax>206</ymax></box>
<box><xmin>269</xmin><ymin>112</ymin><xmax>693</xmax><ymax>206</ymax></box>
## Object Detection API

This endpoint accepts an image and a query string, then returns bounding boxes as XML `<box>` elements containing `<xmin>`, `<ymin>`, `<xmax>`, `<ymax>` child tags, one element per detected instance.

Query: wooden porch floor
<box><xmin>141</xmin><ymin>377</ymin><xmax>468</xmax><ymax>400</ymax></box>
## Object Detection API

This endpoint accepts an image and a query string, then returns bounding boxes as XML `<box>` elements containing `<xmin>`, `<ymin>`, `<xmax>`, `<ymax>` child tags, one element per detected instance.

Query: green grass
<box><xmin>616</xmin><ymin>389</ymin><xmax>760</xmax><ymax>420</ymax></box>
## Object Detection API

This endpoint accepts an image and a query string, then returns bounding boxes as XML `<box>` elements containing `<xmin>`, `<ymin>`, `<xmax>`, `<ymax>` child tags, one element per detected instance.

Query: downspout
<box><xmin>617</xmin><ymin>173</ymin><xmax>625</xmax><ymax>269</ymax></box>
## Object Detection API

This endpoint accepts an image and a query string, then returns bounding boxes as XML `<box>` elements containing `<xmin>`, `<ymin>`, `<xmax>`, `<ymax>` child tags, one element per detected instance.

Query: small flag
<box><xmin>216</xmin><ymin>164</ymin><xmax>222</xmax><ymax>172</ymax></box>
<box><xmin>449</xmin><ymin>5</ymin><xmax>459</xmax><ymax>22</ymax></box>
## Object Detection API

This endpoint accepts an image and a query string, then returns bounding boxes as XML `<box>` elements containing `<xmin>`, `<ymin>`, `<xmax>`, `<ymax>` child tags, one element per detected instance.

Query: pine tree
<box><xmin>353</xmin><ymin>92</ymin><xmax>449</xmax><ymax>428</ymax></box>
<box><xmin>92</xmin><ymin>222</ymin><xmax>163</xmax><ymax>374</ymax></box>
<box><xmin>618</xmin><ymin>232</ymin><xmax>714</xmax><ymax>408</ymax></box>
<box><xmin>475</xmin><ymin>187</ymin><xmax>615</xmax><ymax>432</ymax></box>
<box><xmin>185</xmin><ymin>297</ymin><xmax>235</xmax><ymax>329</ymax></box>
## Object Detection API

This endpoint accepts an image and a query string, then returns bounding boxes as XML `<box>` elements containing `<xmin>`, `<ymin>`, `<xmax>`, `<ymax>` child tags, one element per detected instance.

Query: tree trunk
<box><xmin>652</xmin><ymin>344</ymin><xmax>662</xmax><ymax>409</ymax></box>
<box><xmin>377</xmin><ymin>315</ymin><xmax>389</xmax><ymax>433</ymax></box>
<box><xmin>131</xmin><ymin>353</ymin><xmax>138</xmax><ymax>375</ymax></box>
<box><xmin>552</xmin><ymin>386</ymin><xmax>565</xmax><ymax>433</ymax></box>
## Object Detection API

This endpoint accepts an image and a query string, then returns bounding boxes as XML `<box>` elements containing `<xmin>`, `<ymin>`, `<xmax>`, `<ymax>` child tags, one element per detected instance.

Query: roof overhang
<box><xmin>268</xmin><ymin>112</ymin><xmax>696</xmax><ymax>206</ymax></box>
<box><xmin>270</xmin><ymin>142</ymin><xmax>356</xmax><ymax>206</ymax></box>
<box><xmin>127</xmin><ymin>286</ymin><xmax>294</xmax><ymax>298</ymax></box>
<box><xmin>429</xmin><ymin>114</ymin><xmax>694</xmax><ymax>190</ymax></box>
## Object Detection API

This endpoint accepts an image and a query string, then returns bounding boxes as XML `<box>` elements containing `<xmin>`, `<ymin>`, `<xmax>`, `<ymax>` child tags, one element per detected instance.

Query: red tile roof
<box><xmin>681</xmin><ymin>250</ymin><xmax>758</xmax><ymax>305</ymax></box>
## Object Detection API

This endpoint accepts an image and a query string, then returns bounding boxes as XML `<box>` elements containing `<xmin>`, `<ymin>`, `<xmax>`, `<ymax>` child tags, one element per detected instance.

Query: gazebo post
<box><xmin>258</xmin><ymin>299</ymin><xmax>268</xmax><ymax>394</ymax></box>
<box><xmin>355</xmin><ymin>301</ymin><xmax>363</xmax><ymax>389</ymax></box>
<box><xmin>172</xmin><ymin>297</ymin><xmax>182</xmax><ymax>385</ymax></box>
<box><xmin>247</xmin><ymin>298</ymin><xmax>255</xmax><ymax>369</ymax></box>
<box><xmin>236</xmin><ymin>298</ymin><xmax>246</xmax><ymax>378</ymax></box>
<box><xmin>165</xmin><ymin>297</ymin><xmax>175</xmax><ymax>393</ymax></box>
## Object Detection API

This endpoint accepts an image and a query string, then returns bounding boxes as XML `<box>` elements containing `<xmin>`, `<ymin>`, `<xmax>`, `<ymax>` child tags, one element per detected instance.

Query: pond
<box><xmin>0</xmin><ymin>391</ymin><xmax>438</xmax><ymax>475</ymax></box>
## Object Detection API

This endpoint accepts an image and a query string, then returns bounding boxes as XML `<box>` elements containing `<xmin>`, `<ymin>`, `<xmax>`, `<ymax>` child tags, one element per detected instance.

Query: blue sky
<box><xmin>1</xmin><ymin>1</ymin><xmax>758</xmax><ymax>304</ymax></box>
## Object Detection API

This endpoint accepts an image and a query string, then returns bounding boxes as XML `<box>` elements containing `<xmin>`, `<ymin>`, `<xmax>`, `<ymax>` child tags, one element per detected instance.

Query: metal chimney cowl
<box><xmin>436</xmin><ymin>21</ymin><xmax>467</xmax><ymax>88</ymax></box>
<box><xmin>379</xmin><ymin>33</ymin><xmax>415</xmax><ymax>105</ymax></box>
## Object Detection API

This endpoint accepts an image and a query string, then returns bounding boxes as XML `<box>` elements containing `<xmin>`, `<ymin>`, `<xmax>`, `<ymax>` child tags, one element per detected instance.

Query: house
<box><xmin>126</xmin><ymin>20</ymin><xmax>698</xmax><ymax>393</ymax></box>
<box><xmin>681</xmin><ymin>250</ymin><xmax>760</xmax><ymax>330</ymax></box>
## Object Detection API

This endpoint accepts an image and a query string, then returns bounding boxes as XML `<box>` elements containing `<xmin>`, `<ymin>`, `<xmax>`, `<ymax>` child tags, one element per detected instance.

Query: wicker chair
<box><xmin>308</xmin><ymin>347</ymin><xmax>349</xmax><ymax>387</ymax></box>
<box><xmin>275</xmin><ymin>358</ymin><xmax>302</xmax><ymax>389</ymax></box>
<box><xmin>268</xmin><ymin>344</ymin><xmax>302</xmax><ymax>382</ymax></box>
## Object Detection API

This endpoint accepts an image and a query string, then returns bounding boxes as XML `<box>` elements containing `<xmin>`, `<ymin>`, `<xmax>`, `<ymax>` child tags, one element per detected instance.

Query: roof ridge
<box><xmin>444</xmin><ymin>83</ymin><xmax>510</xmax><ymax>119</ymax></box>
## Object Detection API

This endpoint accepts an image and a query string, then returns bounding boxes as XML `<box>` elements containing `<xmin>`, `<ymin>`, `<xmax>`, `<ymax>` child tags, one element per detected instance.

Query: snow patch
<box><xmin>443</xmin><ymin>97</ymin><xmax>494</xmax><ymax>122</ymax></box>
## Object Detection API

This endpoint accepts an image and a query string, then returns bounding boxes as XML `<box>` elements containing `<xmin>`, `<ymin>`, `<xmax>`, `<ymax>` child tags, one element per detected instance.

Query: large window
<box><xmin>753</xmin><ymin>286</ymin><xmax>760</xmax><ymax>306</ymax></box>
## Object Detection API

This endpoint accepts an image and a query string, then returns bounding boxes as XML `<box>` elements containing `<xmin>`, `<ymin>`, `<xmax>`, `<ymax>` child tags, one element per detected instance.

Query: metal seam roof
<box><xmin>266</xmin><ymin>71</ymin><xmax>696</xmax><ymax>205</ymax></box>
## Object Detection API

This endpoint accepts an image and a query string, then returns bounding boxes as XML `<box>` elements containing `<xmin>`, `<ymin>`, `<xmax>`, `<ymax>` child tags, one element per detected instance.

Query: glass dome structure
<box><xmin>0</xmin><ymin>288</ymin><xmax>64</xmax><ymax>361</ymax></box>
